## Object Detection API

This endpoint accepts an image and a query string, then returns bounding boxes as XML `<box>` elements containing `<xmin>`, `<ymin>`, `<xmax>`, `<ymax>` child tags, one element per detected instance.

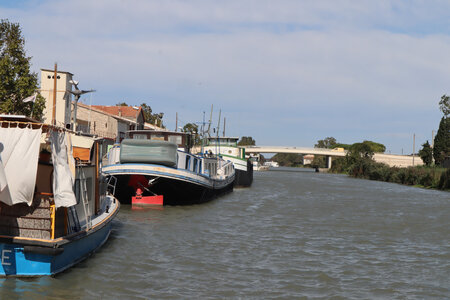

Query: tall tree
<box><xmin>418</xmin><ymin>141</ymin><xmax>433</xmax><ymax>166</ymax></box>
<box><xmin>439</xmin><ymin>94</ymin><xmax>450</xmax><ymax>117</ymax></box>
<box><xmin>0</xmin><ymin>19</ymin><xmax>45</xmax><ymax>120</ymax></box>
<box><xmin>433</xmin><ymin>116</ymin><xmax>450</xmax><ymax>165</ymax></box>
<box><xmin>433</xmin><ymin>95</ymin><xmax>450</xmax><ymax>165</ymax></box>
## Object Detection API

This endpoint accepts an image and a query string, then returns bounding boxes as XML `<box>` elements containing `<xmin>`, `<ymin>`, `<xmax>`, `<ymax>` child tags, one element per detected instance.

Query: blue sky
<box><xmin>2</xmin><ymin>0</ymin><xmax>450</xmax><ymax>154</ymax></box>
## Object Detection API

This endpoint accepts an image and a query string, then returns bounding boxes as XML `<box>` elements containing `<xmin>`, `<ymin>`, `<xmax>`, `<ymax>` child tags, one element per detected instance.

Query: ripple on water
<box><xmin>1</xmin><ymin>169</ymin><xmax>449</xmax><ymax>299</ymax></box>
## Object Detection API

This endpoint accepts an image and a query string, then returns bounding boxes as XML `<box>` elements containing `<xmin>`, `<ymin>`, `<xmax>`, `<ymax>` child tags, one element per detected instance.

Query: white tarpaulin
<box><xmin>0</xmin><ymin>127</ymin><xmax>41</xmax><ymax>206</ymax></box>
<box><xmin>50</xmin><ymin>131</ymin><xmax>77</xmax><ymax>208</ymax></box>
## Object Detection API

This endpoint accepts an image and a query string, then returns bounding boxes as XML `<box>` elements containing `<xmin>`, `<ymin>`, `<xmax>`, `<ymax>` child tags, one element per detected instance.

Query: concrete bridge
<box><xmin>243</xmin><ymin>146</ymin><xmax>423</xmax><ymax>168</ymax></box>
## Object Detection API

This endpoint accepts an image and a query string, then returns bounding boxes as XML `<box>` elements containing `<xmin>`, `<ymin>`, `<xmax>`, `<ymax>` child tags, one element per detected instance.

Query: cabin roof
<box><xmin>207</xmin><ymin>137</ymin><xmax>239</xmax><ymax>141</ymax></box>
<box><xmin>127</xmin><ymin>129</ymin><xmax>187</xmax><ymax>136</ymax></box>
<box><xmin>0</xmin><ymin>114</ymin><xmax>40</xmax><ymax>123</ymax></box>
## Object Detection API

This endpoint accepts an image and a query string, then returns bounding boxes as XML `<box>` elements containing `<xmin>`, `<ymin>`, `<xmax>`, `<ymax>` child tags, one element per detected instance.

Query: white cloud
<box><xmin>3</xmin><ymin>0</ymin><xmax>450</xmax><ymax>152</ymax></box>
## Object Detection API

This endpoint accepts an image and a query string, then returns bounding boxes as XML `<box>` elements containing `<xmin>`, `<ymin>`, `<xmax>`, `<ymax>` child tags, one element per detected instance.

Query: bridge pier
<box><xmin>326</xmin><ymin>156</ymin><xmax>332</xmax><ymax>169</ymax></box>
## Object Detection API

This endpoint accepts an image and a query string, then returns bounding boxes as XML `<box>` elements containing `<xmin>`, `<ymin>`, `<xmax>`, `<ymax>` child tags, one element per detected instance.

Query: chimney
<box><xmin>118</xmin><ymin>107</ymin><xmax>122</xmax><ymax>117</ymax></box>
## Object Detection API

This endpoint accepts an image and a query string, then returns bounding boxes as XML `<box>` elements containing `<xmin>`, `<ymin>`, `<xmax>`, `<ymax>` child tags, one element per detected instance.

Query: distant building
<box><xmin>91</xmin><ymin>106</ymin><xmax>145</xmax><ymax>130</ymax></box>
<box><xmin>303</xmin><ymin>154</ymin><xmax>314</xmax><ymax>165</ymax></box>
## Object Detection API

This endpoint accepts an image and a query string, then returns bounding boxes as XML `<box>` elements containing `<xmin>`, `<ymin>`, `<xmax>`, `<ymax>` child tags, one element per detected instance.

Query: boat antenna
<box><xmin>68</xmin><ymin>79</ymin><xmax>96</xmax><ymax>130</ymax></box>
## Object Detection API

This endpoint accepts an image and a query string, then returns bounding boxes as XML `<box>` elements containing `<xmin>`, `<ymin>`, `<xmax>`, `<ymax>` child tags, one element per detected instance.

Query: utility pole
<box><xmin>412</xmin><ymin>133</ymin><xmax>415</xmax><ymax>166</ymax></box>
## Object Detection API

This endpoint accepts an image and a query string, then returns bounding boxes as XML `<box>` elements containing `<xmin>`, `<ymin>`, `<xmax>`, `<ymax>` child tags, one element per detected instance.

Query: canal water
<box><xmin>1</xmin><ymin>168</ymin><xmax>449</xmax><ymax>299</ymax></box>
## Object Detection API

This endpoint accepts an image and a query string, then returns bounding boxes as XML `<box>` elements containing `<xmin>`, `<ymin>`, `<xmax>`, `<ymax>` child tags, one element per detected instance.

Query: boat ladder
<box><xmin>79</xmin><ymin>167</ymin><xmax>92</xmax><ymax>230</ymax></box>
<box><xmin>106</xmin><ymin>175</ymin><xmax>117</xmax><ymax>197</ymax></box>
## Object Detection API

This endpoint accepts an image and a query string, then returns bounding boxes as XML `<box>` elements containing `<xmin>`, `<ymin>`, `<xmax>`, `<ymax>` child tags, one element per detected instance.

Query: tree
<box><xmin>439</xmin><ymin>94</ymin><xmax>450</xmax><ymax>117</ymax></box>
<box><xmin>349</xmin><ymin>142</ymin><xmax>374</xmax><ymax>159</ymax></box>
<box><xmin>140</xmin><ymin>102</ymin><xmax>164</xmax><ymax>127</ymax></box>
<box><xmin>116</xmin><ymin>102</ymin><xmax>128</xmax><ymax>106</ymax></box>
<box><xmin>271</xmin><ymin>153</ymin><xmax>303</xmax><ymax>167</ymax></box>
<box><xmin>418</xmin><ymin>141</ymin><xmax>433</xmax><ymax>166</ymax></box>
<box><xmin>361</xmin><ymin>140</ymin><xmax>386</xmax><ymax>153</ymax></box>
<box><xmin>182</xmin><ymin>123</ymin><xmax>201</xmax><ymax>145</ymax></box>
<box><xmin>238</xmin><ymin>136</ymin><xmax>255</xmax><ymax>146</ymax></box>
<box><xmin>433</xmin><ymin>116</ymin><xmax>450</xmax><ymax>165</ymax></box>
<box><xmin>0</xmin><ymin>19</ymin><xmax>45</xmax><ymax>120</ymax></box>
<box><xmin>315</xmin><ymin>137</ymin><xmax>337</xmax><ymax>149</ymax></box>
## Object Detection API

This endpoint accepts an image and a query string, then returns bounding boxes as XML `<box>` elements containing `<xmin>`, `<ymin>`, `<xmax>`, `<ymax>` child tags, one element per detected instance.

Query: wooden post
<box><xmin>52</xmin><ymin>63</ymin><xmax>58</xmax><ymax>125</ymax></box>
<box><xmin>50</xmin><ymin>203</ymin><xmax>56</xmax><ymax>239</ymax></box>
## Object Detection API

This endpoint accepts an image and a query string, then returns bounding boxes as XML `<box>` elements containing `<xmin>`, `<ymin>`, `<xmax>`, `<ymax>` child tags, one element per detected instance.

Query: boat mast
<box><xmin>216</xmin><ymin>109</ymin><xmax>221</xmax><ymax>162</ymax></box>
<box><xmin>223</xmin><ymin>117</ymin><xmax>226</xmax><ymax>137</ymax></box>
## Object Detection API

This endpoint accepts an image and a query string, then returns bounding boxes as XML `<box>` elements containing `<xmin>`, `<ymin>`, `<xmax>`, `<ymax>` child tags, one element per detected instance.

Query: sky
<box><xmin>1</xmin><ymin>0</ymin><xmax>449</xmax><ymax>154</ymax></box>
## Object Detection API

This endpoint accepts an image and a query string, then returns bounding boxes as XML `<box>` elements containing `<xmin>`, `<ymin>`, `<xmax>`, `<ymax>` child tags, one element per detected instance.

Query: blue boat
<box><xmin>0</xmin><ymin>116</ymin><xmax>119</xmax><ymax>276</ymax></box>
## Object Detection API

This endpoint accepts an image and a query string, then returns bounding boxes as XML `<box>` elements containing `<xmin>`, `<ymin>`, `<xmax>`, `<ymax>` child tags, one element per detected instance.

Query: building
<box><xmin>40</xmin><ymin>69</ymin><xmax>74</xmax><ymax>127</ymax></box>
<box><xmin>90</xmin><ymin>105</ymin><xmax>145</xmax><ymax>140</ymax></box>
<box><xmin>303</xmin><ymin>154</ymin><xmax>314</xmax><ymax>165</ymax></box>
<box><xmin>40</xmin><ymin>69</ymin><xmax>161</xmax><ymax>141</ymax></box>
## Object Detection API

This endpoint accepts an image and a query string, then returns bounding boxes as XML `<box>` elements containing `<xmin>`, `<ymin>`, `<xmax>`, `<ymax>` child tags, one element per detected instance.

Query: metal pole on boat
<box><xmin>207</xmin><ymin>104</ymin><xmax>213</xmax><ymax>137</ymax></box>
<box><xmin>175</xmin><ymin>112</ymin><xmax>178</xmax><ymax>132</ymax></box>
<box><xmin>223</xmin><ymin>117</ymin><xmax>226</xmax><ymax>137</ymax></box>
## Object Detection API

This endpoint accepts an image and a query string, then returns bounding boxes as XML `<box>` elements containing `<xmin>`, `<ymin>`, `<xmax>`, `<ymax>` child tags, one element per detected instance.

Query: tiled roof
<box><xmin>91</xmin><ymin>105</ymin><xmax>142</xmax><ymax>118</ymax></box>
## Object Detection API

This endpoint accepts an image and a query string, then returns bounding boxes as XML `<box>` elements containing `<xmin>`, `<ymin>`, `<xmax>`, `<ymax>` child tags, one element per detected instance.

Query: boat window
<box><xmin>168</xmin><ymin>135</ymin><xmax>182</xmax><ymax>144</ymax></box>
<box><xmin>133</xmin><ymin>133</ymin><xmax>147</xmax><ymax>140</ymax></box>
<box><xmin>185</xmin><ymin>156</ymin><xmax>191</xmax><ymax>170</ymax></box>
<box><xmin>193</xmin><ymin>158</ymin><xmax>198</xmax><ymax>172</ymax></box>
<box><xmin>199</xmin><ymin>161</ymin><xmax>202</xmax><ymax>174</ymax></box>
<box><xmin>150</xmin><ymin>134</ymin><xmax>165</xmax><ymax>141</ymax></box>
